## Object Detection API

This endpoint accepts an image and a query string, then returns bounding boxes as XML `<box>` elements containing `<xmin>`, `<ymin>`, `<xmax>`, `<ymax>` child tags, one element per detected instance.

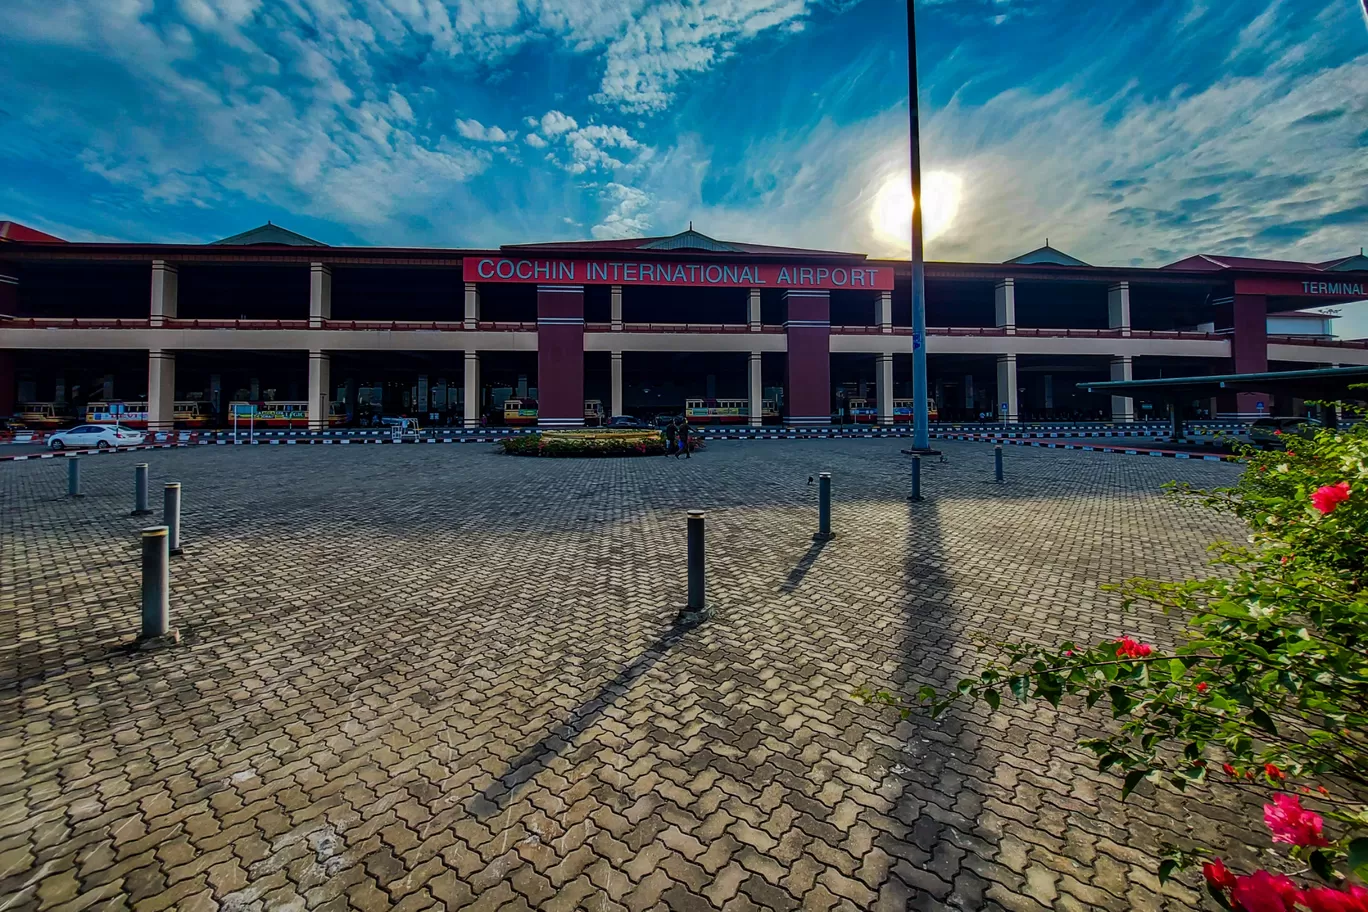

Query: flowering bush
<box><xmin>502</xmin><ymin>430</ymin><xmax>693</xmax><ymax>457</ymax></box>
<box><xmin>856</xmin><ymin>405</ymin><xmax>1368</xmax><ymax>906</ymax></box>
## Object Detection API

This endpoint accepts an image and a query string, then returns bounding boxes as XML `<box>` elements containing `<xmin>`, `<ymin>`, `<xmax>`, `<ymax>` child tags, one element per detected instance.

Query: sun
<box><xmin>871</xmin><ymin>171</ymin><xmax>962</xmax><ymax>247</ymax></box>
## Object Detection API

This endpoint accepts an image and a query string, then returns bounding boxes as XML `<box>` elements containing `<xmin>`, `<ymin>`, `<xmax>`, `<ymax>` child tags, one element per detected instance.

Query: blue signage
<box><xmin>912</xmin><ymin>331</ymin><xmax>923</xmax><ymax>352</ymax></box>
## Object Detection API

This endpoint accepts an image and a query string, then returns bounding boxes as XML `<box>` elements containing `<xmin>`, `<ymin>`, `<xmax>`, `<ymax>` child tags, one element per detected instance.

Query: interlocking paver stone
<box><xmin>2</xmin><ymin>441</ymin><xmax>1267</xmax><ymax>909</ymax></box>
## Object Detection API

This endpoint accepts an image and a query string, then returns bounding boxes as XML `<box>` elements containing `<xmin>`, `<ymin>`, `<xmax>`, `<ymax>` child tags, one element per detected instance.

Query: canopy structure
<box><xmin>1079</xmin><ymin>366</ymin><xmax>1368</xmax><ymax>441</ymax></box>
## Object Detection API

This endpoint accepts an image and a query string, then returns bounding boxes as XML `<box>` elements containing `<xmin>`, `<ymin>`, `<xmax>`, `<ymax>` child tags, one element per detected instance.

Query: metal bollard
<box><xmin>995</xmin><ymin>445</ymin><xmax>1004</xmax><ymax>483</ymax></box>
<box><xmin>909</xmin><ymin>455</ymin><xmax>922</xmax><ymax>502</ymax></box>
<box><xmin>132</xmin><ymin>464</ymin><xmax>152</xmax><ymax>516</ymax></box>
<box><xmin>675</xmin><ymin>509</ymin><xmax>711</xmax><ymax>627</ymax></box>
<box><xmin>68</xmin><ymin>457</ymin><xmax>83</xmax><ymax>498</ymax></box>
<box><xmin>163</xmin><ymin>483</ymin><xmax>183</xmax><ymax>555</ymax></box>
<box><xmin>814</xmin><ymin>472</ymin><xmax>835</xmax><ymax>540</ymax></box>
<box><xmin>141</xmin><ymin>526</ymin><xmax>170</xmax><ymax>638</ymax></box>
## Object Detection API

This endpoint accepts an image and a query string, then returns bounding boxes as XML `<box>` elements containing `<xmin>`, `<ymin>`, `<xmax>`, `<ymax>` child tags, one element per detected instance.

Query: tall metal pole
<box><xmin>907</xmin><ymin>0</ymin><xmax>930</xmax><ymax>452</ymax></box>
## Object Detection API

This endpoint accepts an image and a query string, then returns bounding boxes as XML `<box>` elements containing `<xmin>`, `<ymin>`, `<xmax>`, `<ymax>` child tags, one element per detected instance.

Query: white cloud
<box><xmin>455</xmin><ymin>118</ymin><xmax>517</xmax><ymax>142</ymax></box>
<box><xmin>524</xmin><ymin>133</ymin><xmax>549</xmax><ymax>148</ymax></box>
<box><xmin>592</xmin><ymin>182</ymin><xmax>652</xmax><ymax>238</ymax></box>
<box><xmin>539</xmin><ymin>110</ymin><xmax>579</xmax><ymax>136</ymax></box>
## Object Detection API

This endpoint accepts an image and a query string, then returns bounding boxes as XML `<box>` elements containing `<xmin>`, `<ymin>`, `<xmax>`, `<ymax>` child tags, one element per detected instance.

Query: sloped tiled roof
<box><xmin>1005</xmin><ymin>244</ymin><xmax>1090</xmax><ymax>267</ymax></box>
<box><xmin>502</xmin><ymin>227</ymin><xmax>864</xmax><ymax>258</ymax></box>
<box><xmin>1161</xmin><ymin>254</ymin><xmax>1349</xmax><ymax>273</ymax></box>
<box><xmin>0</xmin><ymin>221</ymin><xmax>65</xmax><ymax>243</ymax></box>
<box><xmin>1319</xmin><ymin>252</ymin><xmax>1368</xmax><ymax>272</ymax></box>
<box><xmin>211</xmin><ymin>222</ymin><xmax>327</xmax><ymax>246</ymax></box>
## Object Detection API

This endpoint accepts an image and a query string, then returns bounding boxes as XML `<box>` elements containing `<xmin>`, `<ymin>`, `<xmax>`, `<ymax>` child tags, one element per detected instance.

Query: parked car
<box><xmin>48</xmin><ymin>425</ymin><xmax>145</xmax><ymax>450</ymax></box>
<box><xmin>605</xmin><ymin>415</ymin><xmax>653</xmax><ymax>430</ymax></box>
<box><xmin>1248</xmin><ymin>417</ymin><xmax>1321</xmax><ymax>450</ymax></box>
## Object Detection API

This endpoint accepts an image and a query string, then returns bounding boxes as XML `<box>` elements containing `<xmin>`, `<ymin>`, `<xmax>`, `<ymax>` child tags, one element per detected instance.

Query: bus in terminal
<box><xmin>684</xmin><ymin>398</ymin><xmax>779</xmax><ymax>424</ymax></box>
<box><xmin>13</xmin><ymin>403</ymin><xmax>69</xmax><ymax>430</ymax></box>
<box><xmin>226</xmin><ymin>400</ymin><xmax>348</xmax><ymax>428</ymax></box>
<box><xmin>845</xmin><ymin>398</ymin><xmax>939</xmax><ymax>423</ymax></box>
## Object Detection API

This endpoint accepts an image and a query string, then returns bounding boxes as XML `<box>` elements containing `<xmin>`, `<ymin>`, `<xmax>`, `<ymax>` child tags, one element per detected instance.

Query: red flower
<box><xmin>1203</xmin><ymin>858</ymin><xmax>1238</xmax><ymax>891</ymax></box>
<box><xmin>1197</xmin><ymin>682</ymin><xmax>1209</xmax><ymax>693</ymax></box>
<box><xmin>1263</xmin><ymin>793</ymin><xmax>1328</xmax><ymax>847</ymax></box>
<box><xmin>1299</xmin><ymin>885</ymin><xmax>1368</xmax><ymax>912</ymax></box>
<box><xmin>1230</xmin><ymin>871</ymin><xmax>1301</xmax><ymax>912</ymax></box>
<box><xmin>1114</xmin><ymin>637</ymin><xmax>1153</xmax><ymax>659</ymax></box>
<box><xmin>1273</xmin><ymin>429</ymin><xmax>1283</xmax><ymax>436</ymax></box>
<box><xmin>1311</xmin><ymin>481</ymin><xmax>1352</xmax><ymax>515</ymax></box>
<box><xmin>1223</xmin><ymin>763</ymin><xmax>1238</xmax><ymax>777</ymax></box>
<box><xmin>1266</xmin><ymin>763</ymin><xmax>1286</xmax><ymax>781</ymax></box>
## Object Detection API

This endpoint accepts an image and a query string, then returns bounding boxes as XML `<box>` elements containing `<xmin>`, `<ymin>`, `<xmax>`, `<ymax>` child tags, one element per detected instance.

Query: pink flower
<box><xmin>1299</xmin><ymin>885</ymin><xmax>1368</xmax><ymax>912</ymax></box>
<box><xmin>1230</xmin><ymin>871</ymin><xmax>1301</xmax><ymax>912</ymax></box>
<box><xmin>1263</xmin><ymin>793</ymin><xmax>1329</xmax><ymax>847</ymax></box>
<box><xmin>1311</xmin><ymin>481</ymin><xmax>1352</xmax><ymax>515</ymax></box>
<box><xmin>1203</xmin><ymin>858</ymin><xmax>1238</xmax><ymax>891</ymax></box>
<box><xmin>1114</xmin><ymin>637</ymin><xmax>1153</xmax><ymax>659</ymax></box>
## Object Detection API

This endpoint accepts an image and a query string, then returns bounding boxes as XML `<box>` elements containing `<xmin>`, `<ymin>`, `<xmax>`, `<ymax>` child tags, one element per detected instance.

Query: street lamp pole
<box><xmin>906</xmin><ymin>0</ymin><xmax>930</xmax><ymax>451</ymax></box>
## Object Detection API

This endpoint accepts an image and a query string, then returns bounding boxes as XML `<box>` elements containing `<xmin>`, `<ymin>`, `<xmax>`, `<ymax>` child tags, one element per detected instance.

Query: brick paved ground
<box><xmin>2</xmin><ymin>441</ymin><xmax>1264</xmax><ymax>911</ymax></box>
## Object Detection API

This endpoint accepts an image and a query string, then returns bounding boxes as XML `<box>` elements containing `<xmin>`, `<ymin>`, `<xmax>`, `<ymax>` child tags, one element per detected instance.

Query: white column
<box><xmin>1110</xmin><ymin>356</ymin><xmax>1135</xmax><ymax>422</ymax></box>
<box><xmin>748</xmin><ymin>352</ymin><xmax>763</xmax><ymax>426</ymax></box>
<box><xmin>1108</xmin><ymin>282</ymin><xmax>1131</xmax><ymax>337</ymax></box>
<box><xmin>877</xmin><ymin>291</ymin><xmax>892</xmax><ymax>334</ymax></box>
<box><xmin>148</xmin><ymin>350</ymin><xmax>175</xmax><ymax>432</ymax></box>
<box><xmin>748</xmin><ymin>289</ymin><xmax>762</xmax><ymax>332</ymax></box>
<box><xmin>310</xmin><ymin>264</ymin><xmax>332</xmax><ymax>329</ymax></box>
<box><xmin>876</xmin><ymin>354</ymin><xmax>894</xmax><ymax>425</ymax></box>
<box><xmin>151</xmin><ymin>261</ymin><xmax>178</xmax><ymax>328</ymax></box>
<box><xmin>611</xmin><ymin>285</ymin><xmax>623</xmax><ymax>331</ymax></box>
<box><xmin>308</xmin><ymin>351</ymin><xmax>331</xmax><ymax>431</ymax></box>
<box><xmin>996</xmin><ymin>354</ymin><xmax>1019</xmax><ymax>423</ymax></box>
<box><xmin>963</xmin><ymin>374</ymin><xmax>974</xmax><ymax>410</ymax></box>
<box><xmin>611</xmin><ymin>351</ymin><xmax>624</xmax><ymax>417</ymax></box>
<box><xmin>463</xmin><ymin>351</ymin><xmax>480</xmax><ymax>428</ymax></box>
<box><xmin>994</xmin><ymin>279</ymin><xmax>1016</xmax><ymax>334</ymax></box>
<box><xmin>464</xmin><ymin>282</ymin><xmax>480</xmax><ymax>330</ymax></box>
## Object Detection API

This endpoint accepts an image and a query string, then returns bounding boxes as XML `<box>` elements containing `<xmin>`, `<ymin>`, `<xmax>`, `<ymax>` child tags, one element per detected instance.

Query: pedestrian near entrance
<box><xmin>663</xmin><ymin>419</ymin><xmax>677</xmax><ymax>456</ymax></box>
<box><xmin>678</xmin><ymin>417</ymin><xmax>692</xmax><ymax>459</ymax></box>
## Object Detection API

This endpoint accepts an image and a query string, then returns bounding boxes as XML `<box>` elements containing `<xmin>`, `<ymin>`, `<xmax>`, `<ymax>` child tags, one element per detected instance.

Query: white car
<box><xmin>48</xmin><ymin>425</ymin><xmax>145</xmax><ymax>450</ymax></box>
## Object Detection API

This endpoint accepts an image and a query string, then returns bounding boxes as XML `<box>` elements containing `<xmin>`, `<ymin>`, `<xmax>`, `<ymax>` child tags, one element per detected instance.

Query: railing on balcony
<box><xmin>1</xmin><ymin>317</ymin><xmax>153</xmax><ymax>329</ymax></box>
<box><xmin>1268</xmin><ymin>334</ymin><xmax>1368</xmax><ymax>349</ymax></box>
<box><xmin>829</xmin><ymin>326</ymin><xmax>1228</xmax><ymax>340</ymax></box>
<box><xmin>162</xmin><ymin>318</ymin><xmax>310</xmax><ymax>330</ymax></box>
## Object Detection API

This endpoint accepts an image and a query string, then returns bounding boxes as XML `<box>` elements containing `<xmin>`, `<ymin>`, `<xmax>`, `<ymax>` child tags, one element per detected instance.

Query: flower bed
<box><xmin>503</xmin><ymin>429</ymin><xmax>698</xmax><ymax>457</ymax></box>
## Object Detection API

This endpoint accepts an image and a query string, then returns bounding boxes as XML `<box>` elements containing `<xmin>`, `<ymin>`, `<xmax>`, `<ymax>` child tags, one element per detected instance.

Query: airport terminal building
<box><xmin>1</xmin><ymin>220</ymin><xmax>1366</xmax><ymax>430</ymax></box>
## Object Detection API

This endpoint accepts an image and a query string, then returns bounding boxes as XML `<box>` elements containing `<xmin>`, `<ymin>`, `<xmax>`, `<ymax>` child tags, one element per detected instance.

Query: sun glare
<box><xmin>871</xmin><ymin>171</ymin><xmax>962</xmax><ymax>247</ymax></box>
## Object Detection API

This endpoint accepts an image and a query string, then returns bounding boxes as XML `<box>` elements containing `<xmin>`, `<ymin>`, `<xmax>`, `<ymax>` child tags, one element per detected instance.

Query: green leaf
<box><xmin>1250</xmin><ymin>708</ymin><xmax>1278</xmax><ymax>735</ymax></box>
<box><xmin>1121</xmin><ymin>769</ymin><xmax>1149</xmax><ymax>800</ymax></box>
<box><xmin>1158</xmin><ymin>859</ymin><xmax>1178</xmax><ymax>885</ymax></box>
<box><xmin>1347</xmin><ymin>838</ymin><xmax>1368</xmax><ymax>880</ymax></box>
<box><xmin>1310</xmin><ymin>848</ymin><xmax>1334</xmax><ymax>882</ymax></box>
<box><xmin>1009</xmin><ymin>675</ymin><xmax>1030</xmax><ymax>701</ymax></box>
<box><xmin>984</xmin><ymin>689</ymin><xmax>1000</xmax><ymax>711</ymax></box>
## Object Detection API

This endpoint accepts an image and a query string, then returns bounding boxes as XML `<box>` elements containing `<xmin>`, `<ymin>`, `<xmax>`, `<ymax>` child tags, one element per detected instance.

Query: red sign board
<box><xmin>463</xmin><ymin>256</ymin><xmax>895</xmax><ymax>291</ymax></box>
<box><xmin>1235</xmin><ymin>277</ymin><xmax>1368</xmax><ymax>298</ymax></box>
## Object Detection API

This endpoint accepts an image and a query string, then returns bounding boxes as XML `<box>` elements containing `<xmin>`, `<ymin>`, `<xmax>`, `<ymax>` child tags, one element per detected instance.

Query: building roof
<box><xmin>1004</xmin><ymin>244</ymin><xmax>1090</xmax><ymax>267</ymax></box>
<box><xmin>1320</xmin><ymin>251</ymin><xmax>1368</xmax><ymax>272</ymax></box>
<box><xmin>1162</xmin><ymin>253</ymin><xmax>1352</xmax><ymax>273</ymax></box>
<box><xmin>211</xmin><ymin>222</ymin><xmax>327</xmax><ymax>246</ymax></box>
<box><xmin>0</xmin><ymin>221</ymin><xmax>65</xmax><ymax>243</ymax></box>
<box><xmin>502</xmin><ymin>226</ymin><xmax>864</xmax><ymax>258</ymax></box>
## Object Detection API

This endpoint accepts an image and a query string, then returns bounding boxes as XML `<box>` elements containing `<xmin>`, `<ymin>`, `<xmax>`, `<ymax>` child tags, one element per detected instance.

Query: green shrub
<box><xmin>856</xmin><ymin>405</ymin><xmax>1368</xmax><ymax>907</ymax></box>
<box><xmin>502</xmin><ymin>430</ymin><xmax>699</xmax><ymax>457</ymax></box>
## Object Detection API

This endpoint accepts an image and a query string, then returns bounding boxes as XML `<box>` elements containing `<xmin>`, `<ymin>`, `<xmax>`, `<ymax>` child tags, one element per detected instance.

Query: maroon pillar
<box><xmin>1232</xmin><ymin>292</ymin><xmax>1268</xmax><ymax>416</ymax></box>
<box><xmin>784</xmin><ymin>290</ymin><xmax>831</xmax><ymax>426</ymax></box>
<box><xmin>537</xmin><ymin>285</ymin><xmax>585</xmax><ymax>427</ymax></box>
<box><xmin>0</xmin><ymin>351</ymin><xmax>13</xmax><ymax>418</ymax></box>
<box><xmin>0</xmin><ymin>272</ymin><xmax>16</xmax><ymax>417</ymax></box>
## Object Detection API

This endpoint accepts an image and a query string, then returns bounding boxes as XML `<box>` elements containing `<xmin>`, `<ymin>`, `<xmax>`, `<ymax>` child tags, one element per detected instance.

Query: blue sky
<box><xmin>1</xmin><ymin>0</ymin><xmax>1366</xmax><ymax>328</ymax></box>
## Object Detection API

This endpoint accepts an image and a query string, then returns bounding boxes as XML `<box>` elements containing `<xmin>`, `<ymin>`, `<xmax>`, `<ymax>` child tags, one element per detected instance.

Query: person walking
<box><xmin>678</xmin><ymin>416</ymin><xmax>692</xmax><ymax>459</ymax></box>
<box><xmin>663</xmin><ymin>418</ymin><xmax>677</xmax><ymax>457</ymax></box>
